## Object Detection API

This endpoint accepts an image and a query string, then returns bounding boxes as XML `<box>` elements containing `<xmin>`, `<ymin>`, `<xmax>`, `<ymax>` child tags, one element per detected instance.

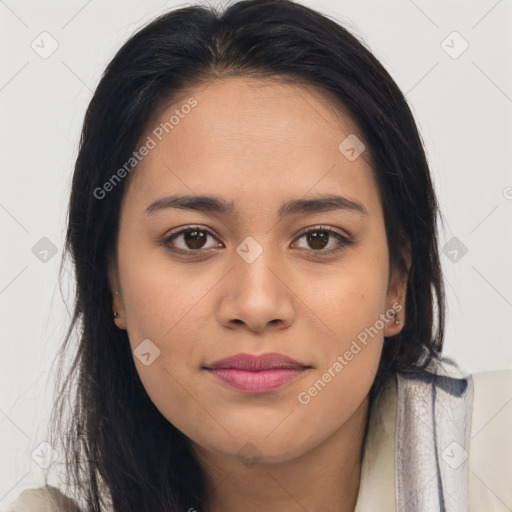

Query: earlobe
<box><xmin>384</xmin><ymin>307</ymin><xmax>404</xmax><ymax>337</ymax></box>
<box><xmin>108</xmin><ymin>259</ymin><xmax>127</xmax><ymax>330</ymax></box>
<box><xmin>112</xmin><ymin>291</ymin><xmax>127</xmax><ymax>330</ymax></box>
<box><xmin>112</xmin><ymin>308</ymin><xmax>127</xmax><ymax>330</ymax></box>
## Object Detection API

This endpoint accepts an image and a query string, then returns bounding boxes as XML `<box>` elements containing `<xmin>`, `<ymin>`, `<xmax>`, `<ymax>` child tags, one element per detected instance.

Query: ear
<box><xmin>384</xmin><ymin>242</ymin><xmax>411</xmax><ymax>337</ymax></box>
<box><xmin>108</xmin><ymin>257</ymin><xmax>127</xmax><ymax>330</ymax></box>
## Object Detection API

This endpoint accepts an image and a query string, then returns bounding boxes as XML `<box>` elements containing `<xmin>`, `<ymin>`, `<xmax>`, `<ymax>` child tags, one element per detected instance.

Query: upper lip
<box><xmin>204</xmin><ymin>352</ymin><xmax>310</xmax><ymax>371</ymax></box>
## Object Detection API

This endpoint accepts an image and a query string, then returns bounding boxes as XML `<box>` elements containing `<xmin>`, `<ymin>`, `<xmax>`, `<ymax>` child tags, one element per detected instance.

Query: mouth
<box><xmin>203</xmin><ymin>352</ymin><xmax>312</xmax><ymax>393</ymax></box>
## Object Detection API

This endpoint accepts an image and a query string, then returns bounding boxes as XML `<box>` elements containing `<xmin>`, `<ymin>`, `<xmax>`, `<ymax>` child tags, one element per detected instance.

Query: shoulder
<box><xmin>355</xmin><ymin>365</ymin><xmax>512</xmax><ymax>511</ymax></box>
<box><xmin>5</xmin><ymin>485</ymin><xmax>82</xmax><ymax>512</ymax></box>
<box><xmin>470</xmin><ymin>367</ymin><xmax>512</xmax><ymax>399</ymax></box>
<box><xmin>468</xmin><ymin>369</ymin><xmax>512</xmax><ymax>511</ymax></box>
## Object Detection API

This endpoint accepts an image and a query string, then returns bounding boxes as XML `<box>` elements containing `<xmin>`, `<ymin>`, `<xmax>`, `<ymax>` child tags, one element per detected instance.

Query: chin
<box><xmin>217</xmin><ymin>430</ymin><xmax>314</xmax><ymax>465</ymax></box>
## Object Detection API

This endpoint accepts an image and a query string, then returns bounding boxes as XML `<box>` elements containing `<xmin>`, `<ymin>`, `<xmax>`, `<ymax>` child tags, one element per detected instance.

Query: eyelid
<box><xmin>293</xmin><ymin>224</ymin><xmax>351</xmax><ymax>241</ymax></box>
<box><xmin>165</xmin><ymin>224</ymin><xmax>220</xmax><ymax>240</ymax></box>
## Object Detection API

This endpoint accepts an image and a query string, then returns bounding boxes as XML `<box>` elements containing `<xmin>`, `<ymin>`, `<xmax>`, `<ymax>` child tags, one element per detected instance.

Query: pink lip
<box><xmin>203</xmin><ymin>353</ymin><xmax>311</xmax><ymax>393</ymax></box>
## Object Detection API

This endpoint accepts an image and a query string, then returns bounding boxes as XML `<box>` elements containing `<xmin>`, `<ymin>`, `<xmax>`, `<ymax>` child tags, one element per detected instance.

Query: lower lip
<box><xmin>205</xmin><ymin>368</ymin><xmax>307</xmax><ymax>393</ymax></box>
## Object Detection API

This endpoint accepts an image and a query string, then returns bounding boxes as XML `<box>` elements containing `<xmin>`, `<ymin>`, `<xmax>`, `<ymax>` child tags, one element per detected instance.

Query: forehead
<box><xmin>124</xmin><ymin>76</ymin><xmax>378</xmax><ymax>214</ymax></box>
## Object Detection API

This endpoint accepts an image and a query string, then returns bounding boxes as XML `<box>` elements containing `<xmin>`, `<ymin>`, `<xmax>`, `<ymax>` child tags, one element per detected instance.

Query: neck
<box><xmin>194</xmin><ymin>395</ymin><xmax>370</xmax><ymax>512</ymax></box>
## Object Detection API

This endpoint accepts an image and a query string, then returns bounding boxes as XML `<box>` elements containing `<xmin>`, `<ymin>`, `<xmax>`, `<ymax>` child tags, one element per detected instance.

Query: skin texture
<box><xmin>109</xmin><ymin>76</ymin><xmax>409</xmax><ymax>512</ymax></box>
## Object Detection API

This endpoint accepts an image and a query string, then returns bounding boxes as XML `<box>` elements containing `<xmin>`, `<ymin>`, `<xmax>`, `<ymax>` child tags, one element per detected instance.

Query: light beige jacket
<box><xmin>5</xmin><ymin>369</ymin><xmax>512</xmax><ymax>511</ymax></box>
<box><xmin>354</xmin><ymin>368</ymin><xmax>512</xmax><ymax>511</ymax></box>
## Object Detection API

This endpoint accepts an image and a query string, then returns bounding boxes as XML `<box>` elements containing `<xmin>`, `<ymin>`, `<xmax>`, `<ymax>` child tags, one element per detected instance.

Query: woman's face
<box><xmin>110</xmin><ymin>76</ymin><xmax>407</xmax><ymax>465</ymax></box>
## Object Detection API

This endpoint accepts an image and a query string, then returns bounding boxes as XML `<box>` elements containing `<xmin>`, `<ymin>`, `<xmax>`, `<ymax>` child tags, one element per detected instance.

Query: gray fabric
<box><xmin>396</xmin><ymin>358</ymin><xmax>474</xmax><ymax>511</ymax></box>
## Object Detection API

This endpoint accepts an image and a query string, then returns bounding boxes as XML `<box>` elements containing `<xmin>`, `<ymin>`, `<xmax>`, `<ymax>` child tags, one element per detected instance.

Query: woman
<box><xmin>7</xmin><ymin>0</ymin><xmax>511</xmax><ymax>511</ymax></box>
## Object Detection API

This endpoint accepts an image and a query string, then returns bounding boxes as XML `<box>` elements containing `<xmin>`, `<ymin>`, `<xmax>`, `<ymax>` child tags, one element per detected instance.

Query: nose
<box><xmin>217</xmin><ymin>245</ymin><xmax>296</xmax><ymax>334</ymax></box>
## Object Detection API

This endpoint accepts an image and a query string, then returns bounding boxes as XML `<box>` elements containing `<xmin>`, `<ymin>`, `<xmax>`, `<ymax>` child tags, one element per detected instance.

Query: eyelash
<box><xmin>161</xmin><ymin>225</ymin><xmax>353</xmax><ymax>257</ymax></box>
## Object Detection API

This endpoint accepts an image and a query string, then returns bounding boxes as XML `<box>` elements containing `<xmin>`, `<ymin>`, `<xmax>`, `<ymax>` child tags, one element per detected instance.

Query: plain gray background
<box><xmin>1</xmin><ymin>0</ymin><xmax>511</xmax><ymax>503</ymax></box>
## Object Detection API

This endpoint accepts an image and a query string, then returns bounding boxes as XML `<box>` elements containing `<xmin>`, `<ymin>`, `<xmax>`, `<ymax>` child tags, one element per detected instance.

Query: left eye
<box><xmin>162</xmin><ymin>225</ymin><xmax>351</xmax><ymax>254</ymax></box>
<box><xmin>293</xmin><ymin>226</ymin><xmax>351</xmax><ymax>253</ymax></box>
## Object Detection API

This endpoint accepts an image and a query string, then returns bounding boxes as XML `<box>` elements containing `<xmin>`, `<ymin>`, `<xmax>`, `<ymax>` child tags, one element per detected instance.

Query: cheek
<box><xmin>118</xmin><ymin>231</ymin><xmax>215</xmax><ymax>345</ymax></box>
<box><xmin>302</xmin><ymin>235</ymin><xmax>389</xmax><ymax>399</ymax></box>
<box><xmin>309</xmin><ymin>247</ymin><xmax>390</xmax><ymax>345</ymax></box>
<box><xmin>116</xmin><ymin>240</ymin><xmax>217</xmax><ymax>420</ymax></box>
<box><xmin>118</xmin><ymin>260</ymin><xmax>213</xmax><ymax>436</ymax></box>
<box><xmin>291</xmin><ymin>336</ymin><xmax>382</xmax><ymax>460</ymax></box>
<box><xmin>294</xmin><ymin>260</ymin><xmax>389</xmax><ymax>444</ymax></box>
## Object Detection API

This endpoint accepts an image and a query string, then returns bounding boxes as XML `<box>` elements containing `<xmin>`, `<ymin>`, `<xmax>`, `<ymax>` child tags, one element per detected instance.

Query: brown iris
<box><xmin>183</xmin><ymin>230</ymin><xmax>207</xmax><ymax>249</ymax></box>
<box><xmin>306</xmin><ymin>231</ymin><xmax>329</xmax><ymax>250</ymax></box>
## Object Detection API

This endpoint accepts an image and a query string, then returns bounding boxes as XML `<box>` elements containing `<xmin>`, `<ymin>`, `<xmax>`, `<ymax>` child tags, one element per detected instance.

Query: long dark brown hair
<box><xmin>46</xmin><ymin>1</ymin><xmax>445</xmax><ymax>510</ymax></box>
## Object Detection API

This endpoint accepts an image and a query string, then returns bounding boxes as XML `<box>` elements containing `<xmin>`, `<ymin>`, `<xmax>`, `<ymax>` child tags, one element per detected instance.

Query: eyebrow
<box><xmin>144</xmin><ymin>193</ymin><xmax>368</xmax><ymax>218</ymax></box>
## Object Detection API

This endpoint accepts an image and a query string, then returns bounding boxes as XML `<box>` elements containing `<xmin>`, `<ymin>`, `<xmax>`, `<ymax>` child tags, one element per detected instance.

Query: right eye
<box><xmin>162</xmin><ymin>226</ymin><xmax>224</xmax><ymax>254</ymax></box>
